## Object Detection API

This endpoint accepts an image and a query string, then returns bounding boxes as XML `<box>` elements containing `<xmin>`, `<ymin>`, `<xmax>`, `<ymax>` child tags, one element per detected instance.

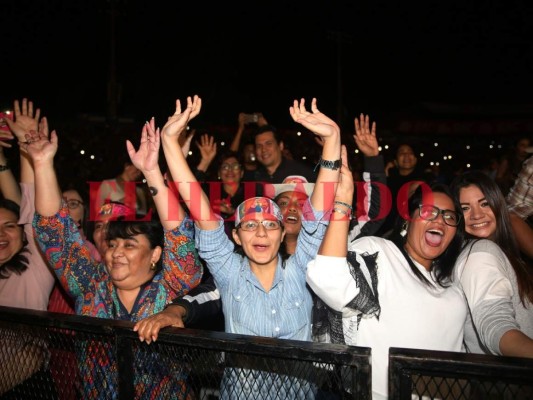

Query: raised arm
<box><xmin>195</xmin><ymin>133</ymin><xmax>217</xmax><ymax>174</ymax></box>
<box><xmin>5</xmin><ymin>98</ymin><xmax>41</xmax><ymax>186</ymax></box>
<box><xmin>126</xmin><ymin>118</ymin><xmax>185</xmax><ymax>230</ymax></box>
<box><xmin>319</xmin><ymin>145</ymin><xmax>353</xmax><ymax>256</ymax></box>
<box><xmin>0</xmin><ymin>144</ymin><xmax>20</xmax><ymax>204</ymax></box>
<box><xmin>229</xmin><ymin>113</ymin><xmax>247</xmax><ymax>152</ymax></box>
<box><xmin>289</xmin><ymin>98</ymin><xmax>341</xmax><ymax>212</ymax></box>
<box><xmin>350</xmin><ymin>113</ymin><xmax>387</xmax><ymax>240</ymax></box>
<box><xmin>22</xmin><ymin>118</ymin><xmax>61</xmax><ymax>216</ymax></box>
<box><xmin>161</xmin><ymin>96</ymin><xmax>218</xmax><ymax>230</ymax></box>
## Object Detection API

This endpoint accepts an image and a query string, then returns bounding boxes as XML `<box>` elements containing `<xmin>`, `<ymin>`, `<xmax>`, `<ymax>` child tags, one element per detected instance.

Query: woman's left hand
<box><xmin>161</xmin><ymin>95</ymin><xmax>202</xmax><ymax>141</ymax></box>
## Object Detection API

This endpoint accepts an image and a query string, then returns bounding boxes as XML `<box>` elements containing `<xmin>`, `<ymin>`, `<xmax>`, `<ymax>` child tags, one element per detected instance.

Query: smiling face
<box><xmin>255</xmin><ymin>131</ymin><xmax>283</xmax><ymax>171</ymax></box>
<box><xmin>459</xmin><ymin>184</ymin><xmax>496</xmax><ymax>239</ymax></box>
<box><xmin>404</xmin><ymin>192</ymin><xmax>457</xmax><ymax>269</ymax></box>
<box><xmin>219</xmin><ymin>156</ymin><xmax>243</xmax><ymax>185</ymax></box>
<box><xmin>232</xmin><ymin>214</ymin><xmax>285</xmax><ymax>269</ymax></box>
<box><xmin>396</xmin><ymin>144</ymin><xmax>417</xmax><ymax>174</ymax></box>
<box><xmin>104</xmin><ymin>233</ymin><xmax>162</xmax><ymax>290</ymax></box>
<box><xmin>275</xmin><ymin>191</ymin><xmax>307</xmax><ymax>237</ymax></box>
<box><xmin>0</xmin><ymin>208</ymin><xmax>23</xmax><ymax>265</ymax></box>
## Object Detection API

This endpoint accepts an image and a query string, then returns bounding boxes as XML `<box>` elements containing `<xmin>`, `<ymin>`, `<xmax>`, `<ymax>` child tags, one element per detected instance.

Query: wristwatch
<box><xmin>316</xmin><ymin>157</ymin><xmax>341</xmax><ymax>171</ymax></box>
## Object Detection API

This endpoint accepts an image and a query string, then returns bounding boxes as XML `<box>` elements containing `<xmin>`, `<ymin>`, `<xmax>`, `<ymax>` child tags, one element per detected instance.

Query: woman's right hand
<box><xmin>133</xmin><ymin>305</ymin><xmax>187</xmax><ymax>344</ymax></box>
<box><xmin>161</xmin><ymin>95</ymin><xmax>202</xmax><ymax>141</ymax></box>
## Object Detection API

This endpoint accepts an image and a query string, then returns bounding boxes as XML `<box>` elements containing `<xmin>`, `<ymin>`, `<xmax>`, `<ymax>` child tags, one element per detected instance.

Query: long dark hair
<box><xmin>105</xmin><ymin>216</ymin><xmax>164</xmax><ymax>273</ymax></box>
<box><xmin>389</xmin><ymin>183</ymin><xmax>465</xmax><ymax>288</ymax></box>
<box><xmin>0</xmin><ymin>199</ymin><xmax>30</xmax><ymax>279</ymax></box>
<box><xmin>451</xmin><ymin>170</ymin><xmax>533</xmax><ymax>304</ymax></box>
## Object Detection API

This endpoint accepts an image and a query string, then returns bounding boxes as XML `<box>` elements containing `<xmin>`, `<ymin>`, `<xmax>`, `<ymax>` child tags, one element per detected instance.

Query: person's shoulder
<box><xmin>349</xmin><ymin>235</ymin><xmax>388</xmax><ymax>252</ymax></box>
<box><xmin>461</xmin><ymin>239</ymin><xmax>507</xmax><ymax>260</ymax></box>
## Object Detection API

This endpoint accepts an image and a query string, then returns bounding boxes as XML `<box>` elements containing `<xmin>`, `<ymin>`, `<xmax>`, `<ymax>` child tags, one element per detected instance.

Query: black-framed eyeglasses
<box><xmin>66</xmin><ymin>199</ymin><xmax>84</xmax><ymax>209</ymax></box>
<box><xmin>418</xmin><ymin>204</ymin><xmax>460</xmax><ymax>227</ymax></box>
<box><xmin>220</xmin><ymin>163</ymin><xmax>241</xmax><ymax>172</ymax></box>
<box><xmin>237</xmin><ymin>219</ymin><xmax>282</xmax><ymax>231</ymax></box>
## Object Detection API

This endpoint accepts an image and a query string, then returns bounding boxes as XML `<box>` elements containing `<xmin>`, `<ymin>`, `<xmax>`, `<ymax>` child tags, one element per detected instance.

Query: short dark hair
<box><xmin>105</xmin><ymin>217</ymin><xmax>164</xmax><ymax>272</ymax></box>
<box><xmin>253</xmin><ymin>125</ymin><xmax>282</xmax><ymax>144</ymax></box>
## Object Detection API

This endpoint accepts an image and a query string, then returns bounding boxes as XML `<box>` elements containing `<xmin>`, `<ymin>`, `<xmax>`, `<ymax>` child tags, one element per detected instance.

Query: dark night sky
<box><xmin>3</xmin><ymin>0</ymin><xmax>532</xmax><ymax>129</ymax></box>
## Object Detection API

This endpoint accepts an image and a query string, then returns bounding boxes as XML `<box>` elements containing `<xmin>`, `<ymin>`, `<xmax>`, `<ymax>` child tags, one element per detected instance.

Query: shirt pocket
<box><xmin>279</xmin><ymin>293</ymin><xmax>308</xmax><ymax>338</ymax></box>
<box><xmin>230</xmin><ymin>285</ymin><xmax>257</xmax><ymax>335</ymax></box>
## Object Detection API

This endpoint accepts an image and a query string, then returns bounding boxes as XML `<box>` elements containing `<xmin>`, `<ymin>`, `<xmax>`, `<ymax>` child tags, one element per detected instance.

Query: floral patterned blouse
<box><xmin>33</xmin><ymin>203</ymin><xmax>203</xmax><ymax>399</ymax></box>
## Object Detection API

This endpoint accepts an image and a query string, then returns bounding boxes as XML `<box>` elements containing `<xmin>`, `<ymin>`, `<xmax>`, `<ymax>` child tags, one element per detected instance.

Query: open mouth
<box><xmin>285</xmin><ymin>215</ymin><xmax>299</xmax><ymax>224</ymax></box>
<box><xmin>425</xmin><ymin>229</ymin><xmax>444</xmax><ymax>247</ymax></box>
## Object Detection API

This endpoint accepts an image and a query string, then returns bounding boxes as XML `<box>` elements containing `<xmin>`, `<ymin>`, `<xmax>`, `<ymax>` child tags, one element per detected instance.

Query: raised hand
<box><xmin>353</xmin><ymin>113</ymin><xmax>379</xmax><ymax>157</ymax></box>
<box><xmin>20</xmin><ymin>117</ymin><xmax>57</xmax><ymax>164</ymax></box>
<box><xmin>179</xmin><ymin>128</ymin><xmax>196</xmax><ymax>158</ymax></box>
<box><xmin>196</xmin><ymin>134</ymin><xmax>217</xmax><ymax>164</ymax></box>
<box><xmin>161</xmin><ymin>95</ymin><xmax>202</xmax><ymax>140</ymax></box>
<box><xmin>126</xmin><ymin>117</ymin><xmax>161</xmax><ymax>174</ymax></box>
<box><xmin>336</xmin><ymin>145</ymin><xmax>354</xmax><ymax>202</ymax></box>
<box><xmin>289</xmin><ymin>98</ymin><xmax>340</xmax><ymax>139</ymax></box>
<box><xmin>5</xmin><ymin>98</ymin><xmax>41</xmax><ymax>143</ymax></box>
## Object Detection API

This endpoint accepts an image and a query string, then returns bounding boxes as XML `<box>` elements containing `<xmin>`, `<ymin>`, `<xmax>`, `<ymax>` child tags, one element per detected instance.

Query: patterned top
<box><xmin>506</xmin><ymin>156</ymin><xmax>533</xmax><ymax>219</ymax></box>
<box><xmin>33</xmin><ymin>204</ymin><xmax>203</xmax><ymax>399</ymax></box>
<box><xmin>33</xmin><ymin>204</ymin><xmax>202</xmax><ymax>320</ymax></box>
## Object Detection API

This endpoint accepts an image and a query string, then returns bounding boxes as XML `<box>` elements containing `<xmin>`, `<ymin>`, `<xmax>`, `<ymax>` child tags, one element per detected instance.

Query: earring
<box><xmin>150</xmin><ymin>262</ymin><xmax>156</xmax><ymax>271</ymax></box>
<box><xmin>400</xmin><ymin>221</ymin><xmax>408</xmax><ymax>237</ymax></box>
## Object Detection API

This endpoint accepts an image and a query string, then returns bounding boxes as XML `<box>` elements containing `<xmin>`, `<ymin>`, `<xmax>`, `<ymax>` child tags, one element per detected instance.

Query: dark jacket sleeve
<box><xmin>170</xmin><ymin>274</ymin><xmax>224</xmax><ymax>330</ymax></box>
<box><xmin>348</xmin><ymin>155</ymin><xmax>387</xmax><ymax>241</ymax></box>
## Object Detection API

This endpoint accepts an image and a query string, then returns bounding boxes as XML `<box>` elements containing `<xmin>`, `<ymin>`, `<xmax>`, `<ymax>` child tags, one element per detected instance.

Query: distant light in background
<box><xmin>384</xmin><ymin>145</ymin><xmax>389</xmax><ymax>150</ymax></box>
<box><xmin>297</xmin><ymin>131</ymin><xmax>301</xmax><ymax>136</ymax></box>
<box><xmin>436</xmin><ymin>162</ymin><xmax>440</xmax><ymax>166</ymax></box>
<box><xmin>90</xmin><ymin>155</ymin><xmax>95</xmax><ymax>159</ymax></box>
<box><xmin>466</xmin><ymin>145</ymin><xmax>470</xmax><ymax>150</ymax></box>
<box><xmin>188</xmin><ymin>151</ymin><xmax>193</xmax><ymax>156</ymax></box>
<box><xmin>354</xmin><ymin>149</ymin><xmax>359</xmax><ymax>154</ymax></box>
<box><xmin>443</xmin><ymin>156</ymin><xmax>448</xmax><ymax>160</ymax></box>
<box><xmin>220</xmin><ymin>142</ymin><xmax>225</xmax><ymax>146</ymax></box>
<box><xmin>489</xmin><ymin>145</ymin><xmax>493</xmax><ymax>149</ymax></box>
<box><xmin>430</xmin><ymin>162</ymin><xmax>434</xmax><ymax>166</ymax></box>
<box><xmin>302</xmin><ymin>156</ymin><xmax>307</xmax><ymax>160</ymax></box>
<box><xmin>142</xmin><ymin>178</ymin><xmax>147</xmax><ymax>183</ymax></box>
<box><xmin>420</xmin><ymin>153</ymin><xmax>424</xmax><ymax>157</ymax></box>
<box><xmin>448</xmin><ymin>155</ymin><xmax>452</xmax><ymax>159</ymax></box>
<box><xmin>434</xmin><ymin>142</ymin><xmax>439</xmax><ymax>147</ymax></box>
<box><xmin>467</xmin><ymin>163</ymin><xmax>471</xmax><ymax>168</ymax></box>
<box><xmin>80</xmin><ymin>150</ymin><xmax>85</xmax><ymax>155</ymax></box>
<box><xmin>378</xmin><ymin>146</ymin><xmax>382</xmax><ymax>152</ymax></box>
<box><xmin>497</xmin><ymin>144</ymin><xmax>502</xmax><ymax>149</ymax></box>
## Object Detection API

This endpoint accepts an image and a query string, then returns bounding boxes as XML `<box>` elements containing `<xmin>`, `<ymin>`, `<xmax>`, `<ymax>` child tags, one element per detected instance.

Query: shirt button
<box><xmin>275</xmin><ymin>327</ymin><xmax>280</xmax><ymax>332</ymax></box>
<box><xmin>236</xmin><ymin>296</ymin><xmax>240</xmax><ymax>300</ymax></box>
<box><xmin>295</xmin><ymin>302</ymin><xmax>299</xmax><ymax>306</ymax></box>
<box><xmin>272</xmin><ymin>309</ymin><xmax>276</xmax><ymax>314</ymax></box>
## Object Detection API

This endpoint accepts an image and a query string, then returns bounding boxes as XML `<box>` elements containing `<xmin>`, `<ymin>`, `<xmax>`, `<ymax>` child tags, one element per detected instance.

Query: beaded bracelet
<box><xmin>333</xmin><ymin>207</ymin><xmax>352</xmax><ymax>219</ymax></box>
<box><xmin>334</xmin><ymin>200</ymin><xmax>353</xmax><ymax>211</ymax></box>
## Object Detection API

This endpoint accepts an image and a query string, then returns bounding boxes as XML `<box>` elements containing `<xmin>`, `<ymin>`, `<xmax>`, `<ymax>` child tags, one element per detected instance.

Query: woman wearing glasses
<box><xmin>451</xmin><ymin>171</ymin><xmax>533</xmax><ymax>358</ymax></box>
<box><xmin>307</xmin><ymin>164</ymin><xmax>467</xmax><ymax>399</ymax></box>
<box><xmin>207</xmin><ymin>151</ymin><xmax>261</xmax><ymax>240</ymax></box>
<box><xmin>159</xmin><ymin>95</ymin><xmax>341</xmax><ymax>399</ymax></box>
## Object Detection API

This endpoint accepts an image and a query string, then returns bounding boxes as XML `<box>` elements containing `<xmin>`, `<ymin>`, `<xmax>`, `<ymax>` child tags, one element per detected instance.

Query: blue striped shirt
<box><xmin>195</xmin><ymin>203</ymin><xmax>327</xmax><ymax>341</ymax></box>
